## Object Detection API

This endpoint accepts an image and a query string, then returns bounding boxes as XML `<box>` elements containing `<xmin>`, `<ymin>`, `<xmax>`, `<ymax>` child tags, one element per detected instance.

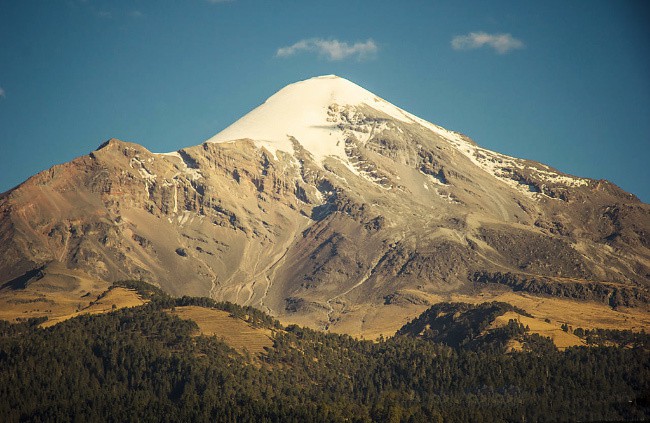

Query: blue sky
<box><xmin>1</xmin><ymin>0</ymin><xmax>649</xmax><ymax>202</ymax></box>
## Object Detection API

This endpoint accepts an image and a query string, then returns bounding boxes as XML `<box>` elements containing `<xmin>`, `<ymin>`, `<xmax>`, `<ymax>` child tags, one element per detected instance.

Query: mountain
<box><xmin>1</xmin><ymin>75</ymin><xmax>649</xmax><ymax>336</ymax></box>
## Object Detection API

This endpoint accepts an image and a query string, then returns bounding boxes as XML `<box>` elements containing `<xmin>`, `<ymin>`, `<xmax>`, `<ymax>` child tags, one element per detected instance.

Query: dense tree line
<box><xmin>572</xmin><ymin>326</ymin><xmax>650</xmax><ymax>348</ymax></box>
<box><xmin>0</xmin><ymin>290</ymin><xmax>648</xmax><ymax>422</ymax></box>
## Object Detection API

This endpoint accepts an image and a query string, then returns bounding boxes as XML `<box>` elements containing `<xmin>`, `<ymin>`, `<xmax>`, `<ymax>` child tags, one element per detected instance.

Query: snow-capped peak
<box><xmin>205</xmin><ymin>75</ymin><xmax>426</xmax><ymax>165</ymax></box>
<box><xmin>203</xmin><ymin>75</ymin><xmax>589</xmax><ymax>193</ymax></box>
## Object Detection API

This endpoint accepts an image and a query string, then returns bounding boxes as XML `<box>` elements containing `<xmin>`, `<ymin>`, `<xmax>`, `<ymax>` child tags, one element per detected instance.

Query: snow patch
<box><xmin>407</xmin><ymin>122</ymin><xmax>589</xmax><ymax>197</ymax></box>
<box><xmin>459</xmin><ymin>146</ymin><xmax>589</xmax><ymax>196</ymax></box>
<box><xmin>137</xmin><ymin>167</ymin><xmax>156</xmax><ymax>181</ymax></box>
<box><xmin>433</xmin><ymin>187</ymin><xmax>461</xmax><ymax>204</ymax></box>
<box><xmin>158</xmin><ymin>151</ymin><xmax>203</xmax><ymax>181</ymax></box>
<box><xmin>178</xmin><ymin>211</ymin><xmax>192</xmax><ymax>226</ymax></box>
<box><xmin>173</xmin><ymin>183</ymin><xmax>178</xmax><ymax>213</ymax></box>
<box><xmin>130</xmin><ymin>157</ymin><xmax>157</xmax><ymax>181</ymax></box>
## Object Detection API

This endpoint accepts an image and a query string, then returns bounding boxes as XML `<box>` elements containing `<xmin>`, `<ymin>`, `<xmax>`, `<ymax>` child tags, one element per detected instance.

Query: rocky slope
<box><xmin>1</xmin><ymin>75</ymin><xmax>648</xmax><ymax>334</ymax></box>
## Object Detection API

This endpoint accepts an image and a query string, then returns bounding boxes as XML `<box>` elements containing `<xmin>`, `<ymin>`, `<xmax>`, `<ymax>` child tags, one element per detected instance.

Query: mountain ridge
<box><xmin>1</xmin><ymin>75</ymin><xmax>648</xmax><ymax>337</ymax></box>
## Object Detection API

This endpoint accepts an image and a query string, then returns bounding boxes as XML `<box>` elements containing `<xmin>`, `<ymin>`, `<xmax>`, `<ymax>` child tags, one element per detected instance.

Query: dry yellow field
<box><xmin>1</xmin><ymin>268</ymin><xmax>104</xmax><ymax>321</ymax></box>
<box><xmin>41</xmin><ymin>287</ymin><xmax>146</xmax><ymax>327</ymax></box>
<box><xmin>171</xmin><ymin>306</ymin><xmax>274</xmax><ymax>355</ymax></box>
<box><xmin>490</xmin><ymin>311</ymin><xmax>585</xmax><ymax>350</ymax></box>
<box><xmin>290</xmin><ymin>288</ymin><xmax>650</xmax><ymax>348</ymax></box>
<box><xmin>2</xmin><ymin>264</ymin><xmax>647</xmax><ymax>351</ymax></box>
<box><xmin>454</xmin><ymin>291</ymin><xmax>650</xmax><ymax>332</ymax></box>
<box><xmin>0</xmin><ymin>262</ymin><xmax>146</xmax><ymax>326</ymax></box>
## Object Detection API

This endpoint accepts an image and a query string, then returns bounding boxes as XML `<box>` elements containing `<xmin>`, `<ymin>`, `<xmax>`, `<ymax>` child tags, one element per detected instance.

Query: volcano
<box><xmin>1</xmin><ymin>75</ymin><xmax>648</xmax><ymax>336</ymax></box>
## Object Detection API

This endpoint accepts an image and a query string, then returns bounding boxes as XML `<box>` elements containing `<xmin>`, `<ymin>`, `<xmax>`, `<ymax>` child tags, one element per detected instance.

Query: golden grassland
<box><xmin>308</xmin><ymin>289</ymin><xmax>650</xmax><ymax>346</ymax></box>
<box><xmin>490</xmin><ymin>311</ymin><xmax>584</xmax><ymax>350</ymax></box>
<box><xmin>170</xmin><ymin>306</ymin><xmax>274</xmax><ymax>355</ymax></box>
<box><xmin>0</xmin><ymin>263</ymin><xmax>147</xmax><ymax>327</ymax></box>
<box><xmin>2</xmin><ymin>268</ymin><xmax>648</xmax><ymax>350</ymax></box>
<box><xmin>0</xmin><ymin>284</ymin><xmax>145</xmax><ymax>328</ymax></box>
<box><xmin>40</xmin><ymin>287</ymin><xmax>146</xmax><ymax>327</ymax></box>
<box><xmin>466</xmin><ymin>290</ymin><xmax>650</xmax><ymax>331</ymax></box>
<box><xmin>0</xmin><ymin>265</ymin><xmax>112</xmax><ymax>323</ymax></box>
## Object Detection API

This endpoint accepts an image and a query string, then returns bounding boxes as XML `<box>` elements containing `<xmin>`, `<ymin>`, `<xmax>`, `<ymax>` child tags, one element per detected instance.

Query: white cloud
<box><xmin>0</xmin><ymin>87</ymin><xmax>5</xmax><ymax>98</ymax></box>
<box><xmin>276</xmin><ymin>38</ymin><xmax>378</xmax><ymax>61</ymax></box>
<box><xmin>206</xmin><ymin>0</ymin><xmax>233</xmax><ymax>3</ymax></box>
<box><xmin>129</xmin><ymin>10</ymin><xmax>144</xmax><ymax>18</ymax></box>
<box><xmin>451</xmin><ymin>32</ymin><xmax>524</xmax><ymax>54</ymax></box>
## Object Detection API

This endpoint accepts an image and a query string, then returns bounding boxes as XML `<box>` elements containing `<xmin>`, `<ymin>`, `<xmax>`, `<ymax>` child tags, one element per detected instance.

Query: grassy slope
<box><xmin>171</xmin><ymin>305</ymin><xmax>274</xmax><ymax>355</ymax></box>
<box><xmin>1</xmin><ymin>269</ymin><xmax>648</xmax><ymax>350</ymax></box>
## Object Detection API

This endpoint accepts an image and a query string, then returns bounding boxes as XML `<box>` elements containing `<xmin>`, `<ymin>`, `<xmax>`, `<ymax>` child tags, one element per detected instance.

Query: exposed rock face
<box><xmin>1</xmin><ymin>75</ymin><xmax>649</xmax><ymax>332</ymax></box>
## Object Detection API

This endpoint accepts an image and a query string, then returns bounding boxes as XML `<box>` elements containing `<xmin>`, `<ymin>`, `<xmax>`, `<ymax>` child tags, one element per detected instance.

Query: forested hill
<box><xmin>0</xmin><ymin>283</ymin><xmax>648</xmax><ymax>422</ymax></box>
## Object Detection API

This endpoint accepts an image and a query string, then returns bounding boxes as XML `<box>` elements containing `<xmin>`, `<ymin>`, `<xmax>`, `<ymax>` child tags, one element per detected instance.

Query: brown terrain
<box><xmin>1</xmin><ymin>76</ymin><xmax>648</xmax><ymax>346</ymax></box>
